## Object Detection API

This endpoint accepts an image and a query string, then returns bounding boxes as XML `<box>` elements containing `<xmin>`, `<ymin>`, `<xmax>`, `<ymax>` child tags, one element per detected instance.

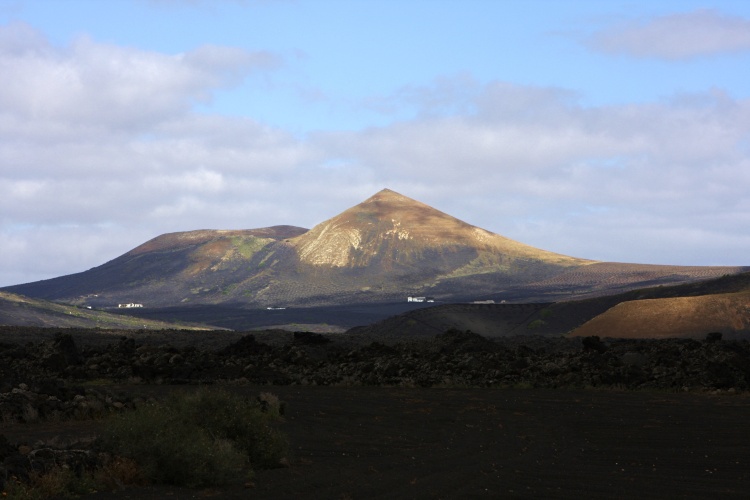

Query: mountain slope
<box><xmin>569</xmin><ymin>292</ymin><xmax>750</xmax><ymax>339</ymax></box>
<box><xmin>290</xmin><ymin>188</ymin><xmax>587</xmax><ymax>269</ymax></box>
<box><xmin>5</xmin><ymin>190</ymin><xmax>597</xmax><ymax>308</ymax></box>
<box><xmin>3</xmin><ymin>189</ymin><xmax>748</xmax><ymax>316</ymax></box>
<box><xmin>4</xmin><ymin>226</ymin><xmax>307</xmax><ymax>307</ymax></box>
<box><xmin>348</xmin><ymin>271</ymin><xmax>750</xmax><ymax>339</ymax></box>
<box><xmin>0</xmin><ymin>290</ymin><xmax>215</xmax><ymax>329</ymax></box>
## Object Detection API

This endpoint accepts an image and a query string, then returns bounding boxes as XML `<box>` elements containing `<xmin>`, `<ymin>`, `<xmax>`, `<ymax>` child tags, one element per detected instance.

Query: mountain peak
<box><xmin>355</xmin><ymin>188</ymin><xmax>446</xmax><ymax>220</ymax></box>
<box><xmin>366</xmin><ymin>187</ymin><xmax>406</xmax><ymax>199</ymax></box>
<box><xmin>359</xmin><ymin>188</ymin><xmax>424</xmax><ymax>208</ymax></box>
<box><xmin>289</xmin><ymin>189</ymin><xmax>590</xmax><ymax>269</ymax></box>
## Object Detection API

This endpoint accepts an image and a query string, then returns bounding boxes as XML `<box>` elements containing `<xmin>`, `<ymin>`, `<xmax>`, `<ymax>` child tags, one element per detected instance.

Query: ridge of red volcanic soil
<box><xmin>570</xmin><ymin>291</ymin><xmax>750</xmax><ymax>339</ymax></box>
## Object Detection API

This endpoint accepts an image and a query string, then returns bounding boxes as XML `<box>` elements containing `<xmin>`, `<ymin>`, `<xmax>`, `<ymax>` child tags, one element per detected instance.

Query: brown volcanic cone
<box><xmin>4</xmin><ymin>189</ymin><xmax>595</xmax><ymax>309</ymax></box>
<box><xmin>9</xmin><ymin>188</ymin><xmax>747</xmax><ymax>322</ymax></box>
<box><xmin>289</xmin><ymin>188</ymin><xmax>591</xmax><ymax>270</ymax></box>
<box><xmin>569</xmin><ymin>292</ymin><xmax>750</xmax><ymax>339</ymax></box>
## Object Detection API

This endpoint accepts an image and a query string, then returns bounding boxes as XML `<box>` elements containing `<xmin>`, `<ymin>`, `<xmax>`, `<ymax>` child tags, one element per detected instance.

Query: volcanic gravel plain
<box><xmin>2</xmin><ymin>326</ymin><xmax>750</xmax><ymax>498</ymax></box>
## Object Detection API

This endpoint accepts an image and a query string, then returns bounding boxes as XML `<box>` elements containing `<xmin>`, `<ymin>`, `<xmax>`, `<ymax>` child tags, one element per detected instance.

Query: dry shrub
<box><xmin>100</xmin><ymin>388</ymin><xmax>288</xmax><ymax>488</ymax></box>
<box><xmin>258</xmin><ymin>391</ymin><xmax>283</xmax><ymax>416</ymax></box>
<box><xmin>3</xmin><ymin>466</ymin><xmax>97</xmax><ymax>499</ymax></box>
<box><xmin>93</xmin><ymin>456</ymin><xmax>142</xmax><ymax>491</ymax></box>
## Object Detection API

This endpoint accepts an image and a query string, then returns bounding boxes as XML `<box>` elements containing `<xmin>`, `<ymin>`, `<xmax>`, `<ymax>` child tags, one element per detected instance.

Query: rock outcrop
<box><xmin>2</xmin><ymin>331</ymin><xmax>750</xmax><ymax>393</ymax></box>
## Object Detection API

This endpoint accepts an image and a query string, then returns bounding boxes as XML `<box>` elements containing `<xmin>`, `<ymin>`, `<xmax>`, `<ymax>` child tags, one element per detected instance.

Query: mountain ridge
<box><xmin>288</xmin><ymin>189</ymin><xmax>590</xmax><ymax>269</ymax></box>
<box><xmin>3</xmin><ymin>189</ymin><xmax>748</xmax><ymax>316</ymax></box>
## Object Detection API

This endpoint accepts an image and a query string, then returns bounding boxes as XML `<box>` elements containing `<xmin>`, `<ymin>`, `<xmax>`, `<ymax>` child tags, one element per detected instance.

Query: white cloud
<box><xmin>0</xmin><ymin>22</ymin><xmax>280</xmax><ymax>131</ymax></box>
<box><xmin>144</xmin><ymin>168</ymin><xmax>225</xmax><ymax>193</ymax></box>
<box><xmin>0</xmin><ymin>224</ymin><xmax>153</xmax><ymax>286</ymax></box>
<box><xmin>362</xmin><ymin>73</ymin><xmax>480</xmax><ymax>118</ymax></box>
<box><xmin>317</xmin><ymin>82</ymin><xmax>750</xmax><ymax>264</ymax></box>
<box><xmin>1</xmin><ymin>22</ymin><xmax>750</xmax><ymax>286</ymax></box>
<box><xmin>587</xmin><ymin>9</ymin><xmax>750</xmax><ymax>59</ymax></box>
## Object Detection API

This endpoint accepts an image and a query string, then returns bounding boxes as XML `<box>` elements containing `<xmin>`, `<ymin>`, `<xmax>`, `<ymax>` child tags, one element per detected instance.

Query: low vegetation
<box><xmin>2</xmin><ymin>456</ymin><xmax>140</xmax><ymax>499</ymax></box>
<box><xmin>100</xmin><ymin>388</ymin><xmax>288</xmax><ymax>487</ymax></box>
<box><xmin>1</xmin><ymin>389</ymin><xmax>288</xmax><ymax>498</ymax></box>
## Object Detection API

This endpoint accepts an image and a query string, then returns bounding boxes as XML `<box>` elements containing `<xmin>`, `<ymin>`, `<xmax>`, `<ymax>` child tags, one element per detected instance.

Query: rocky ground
<box><xmin>2</xmin><ymin>326</ymin><xmax>750</xmax><ymax>498</ymax></box>
<box><xmin>2</xmin><ymin>326</ymin><xmax>749</xmax><ymax>391</ymax></box>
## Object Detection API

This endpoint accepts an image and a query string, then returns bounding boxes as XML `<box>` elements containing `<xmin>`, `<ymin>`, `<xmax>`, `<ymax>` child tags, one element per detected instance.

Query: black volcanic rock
<box><xmin>434</xmin><ymin>328</ymin><xmax>502</xmax><ymax>354</ymax></box>
<box><xmin>2</xmin><ymin>326</ymin><xmax>750</xmax><ymax>392</ymax></box>
<box><xmin>39</xmin><ymin>333</ymin><xmax>83</xmax><ymax>371</ymax></box>
<box><xmin>218</xmin><ymin>334</ymin><xmax>270</xmax><ymax>357</ymax></box>
<box><xmin>293</xmin><ymin>331</ymin><xmax>331</xmax><ymax>345</ymax></box>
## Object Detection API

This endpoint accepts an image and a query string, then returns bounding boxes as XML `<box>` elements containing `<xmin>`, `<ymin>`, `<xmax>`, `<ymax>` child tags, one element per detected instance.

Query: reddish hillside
<box><xmin>569</xmin><ymin>291</ymin><xmax>750</xmax><ymax>339</ymax></box>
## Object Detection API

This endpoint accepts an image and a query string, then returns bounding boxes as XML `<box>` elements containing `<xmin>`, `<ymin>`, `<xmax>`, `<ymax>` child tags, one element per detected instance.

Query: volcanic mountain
<box><xmin>289</xmin><ymin>189</ymin><xmax>585</xmax><ymax>269</ymax></box>
<box><xmin>4</xmin><ymin>189</ymin><xmax>748</xmax><ymax>315</ymax></box>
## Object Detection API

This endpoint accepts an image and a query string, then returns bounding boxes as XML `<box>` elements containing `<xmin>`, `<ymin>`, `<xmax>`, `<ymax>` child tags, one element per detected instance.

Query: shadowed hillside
<box><xmin>0</xmin><ymin>291</ymin><xmax>217</xmax><ymax>330</ymax></box>
<box><xmin>2</xmin><ymin>190</ymin><xmax>597</xmax><ymax>309</ymax></box>
<box><xmin>2</xmin><ymin>226</ymin><xmax>308</xmax><ymax>308</ymax></box>
<box><xmin>348</xmin><ymin>271</ymin><xmax>750</xmax><ymax>339</ymax></box>
<box><xmin>3</xmin><ymin>189</ymin><xmax>748</xmax><ymax>327</ymax></box>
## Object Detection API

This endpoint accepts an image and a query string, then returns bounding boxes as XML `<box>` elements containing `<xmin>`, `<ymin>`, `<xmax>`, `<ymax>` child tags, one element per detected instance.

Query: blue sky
<box><xmin>1</xmin><ymin>0</ymin><xmax>750</xmax><ymax>286</ymax></box>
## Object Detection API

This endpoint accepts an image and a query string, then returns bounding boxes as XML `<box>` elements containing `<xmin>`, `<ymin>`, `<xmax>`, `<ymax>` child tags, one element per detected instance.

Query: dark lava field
<box><xmin>2</xmin><ymin>326</ymin><xmax>750</xmax><ymax>498</ymax></box>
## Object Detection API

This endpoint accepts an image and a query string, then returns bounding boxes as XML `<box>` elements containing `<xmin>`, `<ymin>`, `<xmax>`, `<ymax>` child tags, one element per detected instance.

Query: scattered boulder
<box><xmin>1</xmin><ymin>327</ymin><xmax>750</xmax><ymax>392</ymax></box>
<box><xmin>39</xmin><ymin>333</ymin><xmax>83</xmax><ymax>371</ymax></box>
<box><xmin>217</xmin><ymin>334</ymin><xmax>269</xmax><ymax>357</ymax></box>
<box><xmin>293</xmin><ymin>331</ymin><xmax>331</xmax><ymax>345</ymax></box>
<box><xmin>581</xmin><ymin>336</ymin><xmax>608</xmax><ymax>353</ymax></box>
<box><xmin>705</xmin><ymin>332</ymin><xmax>723</xmax><ymax>343</ymax></box>
<box><xmin>434</xmin><ymin>329</ymin><xmax>500</xmax><ymax>354</ymax></box>
<box><xmin>621</xmin><ymin>351</ymin><xmax>647</xmax><ymax>368</ymax></box>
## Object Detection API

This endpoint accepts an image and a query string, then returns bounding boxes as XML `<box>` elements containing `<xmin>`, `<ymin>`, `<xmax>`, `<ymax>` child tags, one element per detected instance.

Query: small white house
<box><xmin>407</xmin><ymin>296</ymin><xmax>435</xmax><ymax>303</ymax></box>
<box><xmin>118</xmin><ymin>303</ymin><xmax>143</xmax><ymax>308</ymax></box>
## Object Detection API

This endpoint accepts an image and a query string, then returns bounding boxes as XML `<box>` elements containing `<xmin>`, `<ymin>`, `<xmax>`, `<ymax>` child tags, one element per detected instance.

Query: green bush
<box><xmin>188</xmin><ymin>389</ymin><xmax>288</xmax><ymax>469</ymax></box>
<box><xmin>527</xmin><ymin>319</ymin><xmax>547</xmax><ymax>330</ymax></box>
<box><xmin>100</xmin><ymin>388</ymin><xmax>288</xmax><ymax>488</ymax></box>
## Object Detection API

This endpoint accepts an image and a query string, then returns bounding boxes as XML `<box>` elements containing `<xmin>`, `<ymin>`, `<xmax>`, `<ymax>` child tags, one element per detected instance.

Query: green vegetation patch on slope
<box><xmin>231</xmin><ymin>235</ymin><xmax>274</xmax><ymax>260</ymax></box>
<box><xmin>443</xmin><ymin>251</ymin><xmax>513</xmax><ymax>278</ymax></box>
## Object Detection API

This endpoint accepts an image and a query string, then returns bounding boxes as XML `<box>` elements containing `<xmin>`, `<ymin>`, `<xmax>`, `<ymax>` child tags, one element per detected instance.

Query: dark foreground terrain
<box><xmin>236</xmin><ymin>387</ymin><xmax>750</xmax><ymax>499</ymax></box>
<box><xmin>3</xmin><ymin>326</ymin><xmax>750</xmax><ymax>498</ymax></box>
<box><xmin>4</xmin><ymin>386</ymin><xmax>750</xmax><ymax>499</ymax></box>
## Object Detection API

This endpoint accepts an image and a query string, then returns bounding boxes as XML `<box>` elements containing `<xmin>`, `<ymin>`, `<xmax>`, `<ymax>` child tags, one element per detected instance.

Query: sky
<box><xmin>1</xmin><ymin>0</ymin><xmax>750</xmax><ymax>287</ymax></box>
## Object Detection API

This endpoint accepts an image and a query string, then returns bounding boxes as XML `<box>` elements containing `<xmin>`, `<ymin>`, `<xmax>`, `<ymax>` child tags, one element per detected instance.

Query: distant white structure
<box><xmin>118</xmin><ymin>303</ymin><xmax>143</xmax><ymax>308</ymax></box>
<box><xmin>407</xmin><ymin>296</ymin><xmax>434</xmax><ymax>303</ymax></box>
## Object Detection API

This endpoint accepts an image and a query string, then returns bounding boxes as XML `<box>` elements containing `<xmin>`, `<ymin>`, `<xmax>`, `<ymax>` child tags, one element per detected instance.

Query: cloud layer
<box><xmin>1</xmin><ymin>21</ymin><xmax>750</xmax><ymax>286</ymax></box>
<box><xmin>588</xmin><ymin>9</ymin><xmax>750</xmax><ymax>59</ymax></box>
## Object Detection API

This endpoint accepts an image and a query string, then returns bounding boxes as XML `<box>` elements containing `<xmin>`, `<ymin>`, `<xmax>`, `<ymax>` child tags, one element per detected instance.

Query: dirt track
<box><xmin>34</xmin><ymin>385</ymin><xmax>747</xmax><ymax>499</ymax></box>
